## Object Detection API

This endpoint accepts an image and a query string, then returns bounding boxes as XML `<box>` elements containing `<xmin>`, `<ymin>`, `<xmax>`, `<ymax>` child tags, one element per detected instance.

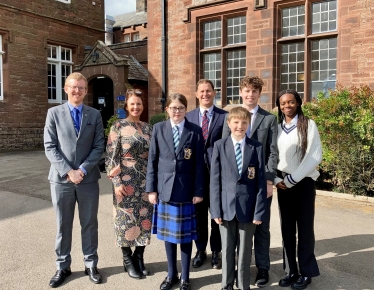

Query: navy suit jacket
<box><xmin>210</xmin><ymin>136</ymin><xmax>267</xmax><ymax>223</ymax></box>
<box><xmin>146</xmin><ymin>118</ymin><xmax>205</xmax><ymax>203</ymax></box>
<box><xmin>186</xmin><ymin>106</ymin><xmax>227</xmax><ymax>171</ymax></box>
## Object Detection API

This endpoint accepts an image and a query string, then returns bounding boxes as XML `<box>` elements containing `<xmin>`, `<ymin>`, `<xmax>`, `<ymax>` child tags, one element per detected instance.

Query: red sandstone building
<box><xmin>147</xmin><ymin>0</ymin><xmax>374</xmax><ymax>116</ymax></box>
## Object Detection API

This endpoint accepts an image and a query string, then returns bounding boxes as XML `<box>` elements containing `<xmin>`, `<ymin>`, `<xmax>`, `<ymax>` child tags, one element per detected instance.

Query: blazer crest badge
<box><xmin>184</xmin><ymin>148</ymin><xmax>192</xmax><ymax>159</ymax></box>
<box><xmin>247</xmin><ymin>167</ymin><xmax>255</xmax><ymax>179</ymax></box>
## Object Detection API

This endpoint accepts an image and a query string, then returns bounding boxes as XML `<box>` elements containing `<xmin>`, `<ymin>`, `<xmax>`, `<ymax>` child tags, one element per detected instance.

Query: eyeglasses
<box><xmin>126</xmin><ymin>89</ymin><xmax>143</xmax><ymax>96</ymax></box>
<box><xmin>68</xmin><ymin>85</ymin><xmax>86</xmax><ymax>92</ymax></box>
<box><xmin>168</xmin><ymin>107</ymin><xmax>186</xmax><ymax>113</ymax></box>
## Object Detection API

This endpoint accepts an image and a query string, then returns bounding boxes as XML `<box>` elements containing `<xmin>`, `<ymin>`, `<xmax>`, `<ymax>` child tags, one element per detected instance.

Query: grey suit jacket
<box><xmin>44</xmin><ymin>102</ymin><xmax>105</xmax><ymax>183</ymax></box>
<box><xmin>210</xmin><ymin>136</ymin><xmax>267</xmax><ymax>222</ymax></box>
<box><xmin>222</xmin><ymin>106</ymin><xmax>278</xmax><ymax>182</ymax></box>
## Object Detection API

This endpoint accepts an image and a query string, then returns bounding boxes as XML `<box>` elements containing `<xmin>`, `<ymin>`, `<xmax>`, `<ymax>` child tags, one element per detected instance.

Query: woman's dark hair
<box><xmin>276</xmin><ymin>89</ymin><xmax>309</xmax><ymax>161</ymax></box>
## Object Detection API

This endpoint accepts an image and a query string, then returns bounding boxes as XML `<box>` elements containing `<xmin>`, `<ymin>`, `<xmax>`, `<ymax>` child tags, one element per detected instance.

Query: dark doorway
<box><xmin>91</xmin><ymin>77</ymin><xmax>114</xmax><ymax>130</ymax></box>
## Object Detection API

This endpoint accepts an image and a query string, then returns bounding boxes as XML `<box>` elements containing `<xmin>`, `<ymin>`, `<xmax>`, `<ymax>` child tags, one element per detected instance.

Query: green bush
<box><xmin>104</xmin><ymin>115</ymin><xmax>118</xmax><ymax>137</ymax></box>
<box><xmin>149</xmin><ymin>112</ymin><xmax>167</xmax><ymax>126</ymax></box>
<box><xmin>303</xmin><ymin>85</ymin><xmax>374</xmax><ymax>196</ymax></box>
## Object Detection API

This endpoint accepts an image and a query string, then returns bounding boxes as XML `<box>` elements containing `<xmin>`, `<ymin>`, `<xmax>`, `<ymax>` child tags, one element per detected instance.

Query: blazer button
<box><xmin>173</xmin><ymin>160</ymin><xmax>176</xmax><ymax>163</ymax></box>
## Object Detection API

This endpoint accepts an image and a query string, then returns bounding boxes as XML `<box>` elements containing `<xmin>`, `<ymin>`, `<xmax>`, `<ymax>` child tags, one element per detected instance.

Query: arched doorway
<box><xmin>90</xmin><ymin>76</ymin><xmax>114</xmax><ymax>130</ymax></box>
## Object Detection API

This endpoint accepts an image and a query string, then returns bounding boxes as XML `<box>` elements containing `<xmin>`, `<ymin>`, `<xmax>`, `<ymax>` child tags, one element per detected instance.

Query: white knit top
<box><xmin>274</xmin><ymin>115</ymin><xmax>322</xmax><ymax>188</ymax></box>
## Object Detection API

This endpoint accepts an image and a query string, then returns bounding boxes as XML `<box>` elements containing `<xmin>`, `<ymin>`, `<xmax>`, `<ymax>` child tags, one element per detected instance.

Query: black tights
<box><xmin>164</xmin><ymin>241</ymin><xmax>192</xmax><ymax>281</ymax></box>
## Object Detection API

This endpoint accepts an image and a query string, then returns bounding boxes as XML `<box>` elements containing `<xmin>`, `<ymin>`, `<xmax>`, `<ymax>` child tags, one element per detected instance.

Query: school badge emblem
<box><xmin>184</xmin><ymin>148</ymin><xmax>192</xmax><ymax>159</ymax></box>
<box><xmin>247</xmin><ymin>167</ymin><xmax>255</xmax><ymax>179</ymax></box>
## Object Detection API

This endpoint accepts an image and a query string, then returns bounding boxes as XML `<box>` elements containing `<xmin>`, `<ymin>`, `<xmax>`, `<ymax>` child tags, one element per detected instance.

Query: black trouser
<box><xmin>195</xmin><ymin>168</ymin><xmax>221</xmax><ymax>252</ymax></box>
<box><xmin>277</xmin><ymin>177</ymin><xmax>320</xmax><ymax>277</ymax></box>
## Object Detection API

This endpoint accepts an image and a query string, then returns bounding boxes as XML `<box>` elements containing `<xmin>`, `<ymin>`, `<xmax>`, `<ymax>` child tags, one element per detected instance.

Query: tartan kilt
<box><xmin>152</xmin><ymin>200</ymin><xmax>197</xmax><ymax>244</ymax></box>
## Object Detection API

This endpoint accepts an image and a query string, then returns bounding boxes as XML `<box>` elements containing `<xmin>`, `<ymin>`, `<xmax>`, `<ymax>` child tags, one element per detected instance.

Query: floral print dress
<box><xmin>105</xmin><ymin>120</ymin><xmax>153</xmax><ymax>247</ymax></box>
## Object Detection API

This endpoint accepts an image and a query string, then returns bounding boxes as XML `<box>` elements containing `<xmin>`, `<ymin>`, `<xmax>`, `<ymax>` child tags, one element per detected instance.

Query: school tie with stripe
<box><xmin>202</xmin><ymin>110</ymin><xmax>209</xmax><ymax>141</ymax></box>
<box><xmin>173</xmin><ymin>125</ymin><xmax>180</xmax><ymax>153</ymax></box>
<box><xmin>235</xmin><ymin>143</ymin><xmax>242</xmax><ymax>175</ymax></box>
<box><xmin>73</xmin><ymin>108</ymin><xmax>80</xmax><ymax>135</ymax></box>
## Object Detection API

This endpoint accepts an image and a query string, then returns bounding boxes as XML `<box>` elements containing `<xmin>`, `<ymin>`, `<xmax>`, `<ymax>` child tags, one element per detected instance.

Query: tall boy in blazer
<box><xmin>186</xmin><ymin>79</ymin><xmax>227</xmax><ymax>269</ymax></box>
<box><xmin>222</xmin><ymin>76</ymin><xmax>278</xmax><ymax>288</ymax></box>
<box><xmin>210</xmin><ymin>107</ymin><xmax>267</xmax><ymax>290</ymax></box>
<box><xmin>44</xmin><ymin>73</ymin><xmax>104</xmax><ymax>288</ymax></box>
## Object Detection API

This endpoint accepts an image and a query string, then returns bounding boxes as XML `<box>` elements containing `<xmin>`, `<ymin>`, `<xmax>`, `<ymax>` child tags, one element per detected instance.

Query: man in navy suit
<box><xmin>186</xmin><ymin>79</ymin><xmax>227</xmax><ymax>269</ymax></box>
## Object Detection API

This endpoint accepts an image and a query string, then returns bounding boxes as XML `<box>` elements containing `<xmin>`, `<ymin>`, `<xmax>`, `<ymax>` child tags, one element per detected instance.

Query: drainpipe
<box><xmin>160</xmin><ymin>0</ymin><xmax>167</xmax><ymax>112</ymax></box>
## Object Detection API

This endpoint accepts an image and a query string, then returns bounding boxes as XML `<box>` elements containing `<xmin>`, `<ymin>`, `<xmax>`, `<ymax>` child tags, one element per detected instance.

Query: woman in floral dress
<box><xmin>105</xmin><ymin>89</ymin><xmax>153</xmax><ymax>279</ymax></box>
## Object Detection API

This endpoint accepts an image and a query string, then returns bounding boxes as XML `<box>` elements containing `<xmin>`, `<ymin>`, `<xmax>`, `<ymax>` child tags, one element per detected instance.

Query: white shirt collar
<box><xmin>242</xmin><ymin>104</ymin><xmax>259</xmax><ymax>115</ymax></box>
<box><xmin>231</xmin><ymin>136</ymin><xmax>246</xmax><ymax>147</ymax></box>
<box><xmin>283</xmin><ymin>114</ymin><xmax>299</xmax><ymax>126</ymax></box>
<box><xmin>199</xmin><ymin>105</ymin><xmax>214</xmax><ymax>116</ymax></box>
<box><xmin>170</xmin><ymin>119</ymin><xmax>185</xmax><ymax>132</ymax></box>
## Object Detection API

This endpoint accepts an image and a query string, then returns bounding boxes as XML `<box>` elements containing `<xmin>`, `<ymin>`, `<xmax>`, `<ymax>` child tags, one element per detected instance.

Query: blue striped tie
<box><xmin>235</xmin><ymin>143</ymin><xmax>242</xmax><ymax>175</ymax></box>
<box><xmin>173</xmin><ymin>125</ymin><xmax>179</xmax><ymax>153</ymax></box>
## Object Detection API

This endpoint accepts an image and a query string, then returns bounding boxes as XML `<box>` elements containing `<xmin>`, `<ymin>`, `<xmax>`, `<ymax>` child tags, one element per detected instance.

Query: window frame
<box><xmin>47</xmin><ymin>44</ymin><xmax>74</xmax><ymax>104</ymax></box>
<box><xmin>0</xmin><ymin>35</ymin><xmax>3</xmax><ymax>101</ymax></box>
<box><xmin>198</xmin><ymin>10</ymin><xmax>247</xmax><ymax>108</ymax></box>
<box><xmin>276</xmin><ymin>0</ymin><xmax>338</xmax><ymax>100</ymax></box>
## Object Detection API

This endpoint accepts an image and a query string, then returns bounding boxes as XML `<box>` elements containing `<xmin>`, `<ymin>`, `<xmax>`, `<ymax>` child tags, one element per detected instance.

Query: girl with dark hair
<box><xmin>275</xmin><ymin>89</ymin><xmax>322</xmax><ymax>290</ymax></box>
<box><xmin>146</xmin><ymin>94</ymin><xmax>205</xmax><ymax>290</ymax></box>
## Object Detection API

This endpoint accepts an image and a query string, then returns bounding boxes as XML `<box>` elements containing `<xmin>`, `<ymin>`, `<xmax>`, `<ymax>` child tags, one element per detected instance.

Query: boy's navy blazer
<box><xmin>210</xmin><ymin>136</ymin><xmax>267</xmax><ymax>223</ymax></box>
<box><xmin>185</xmin><ymin>106</ymin><xmax>228</xmax><ymax>170</ymax></box>
<box><xmin>146</xmin><ymin>118</ymin><xmax>205</xmax><ymax>203</ymax></box>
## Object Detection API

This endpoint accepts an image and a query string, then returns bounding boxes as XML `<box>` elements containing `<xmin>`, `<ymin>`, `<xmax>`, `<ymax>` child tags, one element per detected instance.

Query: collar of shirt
<box><xmin>241</xmin><ymin>104</ymin><xmax>259</xmax><ymax>116</ymax></box>
<box><xmin>170</xmin><ymin>119</ymin><xmax>185</xmax><ymax>135</ymax></box>
<box><xmin>282</xmin><ymin>114</ymin><xmax>299</xmax><ymax>127</ymax></box>
<box><xmin>67</xmin><ymin>102</ymin><xmax>83</xmax><ymax>114</ymax></box>
<box><xmin>231</xmin><ymin>136</ymin><xmax>246</xmax><ymax>152</ymax></box>
<box><xmin>199</xmin><ymin>105</ymin><xmax>214</xmax><ymax>117</ymax></box>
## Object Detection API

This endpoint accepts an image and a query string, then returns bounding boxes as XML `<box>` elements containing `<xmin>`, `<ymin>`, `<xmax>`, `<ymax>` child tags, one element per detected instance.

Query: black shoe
<box><xmin>133</xmin><ymin>246</ymin><xmax>149</xmax><ymax>276</ymax></box>
<box><xmin>211</xmin><ymin>251</ymin><xmax>222</xmax><ymax>269</ymax></box>
<box><xmin>180</xmin><ymin>279</ymin><xmax>191</xmax><ymax>290</ymax></box>
<box><xmin>122</xmin><ymin>247</ymin><xmax>143</xmax><ymax>279</ymax></box>
<box><xmin>255</xmin><ymin>269</ymin><xmax>269</xmax><ymax>288</ymax></box>
<box><xmin>192</xmin><ymin>250</ymin><xmax>207</xmax><ymax>268</ymax></box>
<box><xmin>49</xmin><ymin>268</ymin><xmax>72</xmax><ymax>288</ymax></box>
<box><xmin>291</xmin><ymin>276</ymin><xmax>311</xmax><ymax>290</ymax></box>
<box><xmin>160</xmin><ymin>276</ymin><xmax>179</xmax><ymax>290</ymax></box>
<box><xmin>84</xmin><ymin>267</ymin><xmax>102</xmax><ymax>284</ymax></box>
<box><xmin>279</xmin><ymin>273</ymin><xmax>300</xmax><ymax>287</ymax></box>
<box><xmin>221</xmin><ymin>285</ymin><xmax>233</xmax><ymax>290</ymax></box>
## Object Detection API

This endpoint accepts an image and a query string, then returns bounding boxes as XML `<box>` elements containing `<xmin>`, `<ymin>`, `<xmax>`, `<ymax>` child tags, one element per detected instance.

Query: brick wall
<box><xmin>0</xmin><ymin>1</ymin><xmax>104</xmax><ymax>150</ymax></box>
<box><xmin>113</xmin><ymin>25</ymin><xmax>148</xmax><ymax>44</ymax></box>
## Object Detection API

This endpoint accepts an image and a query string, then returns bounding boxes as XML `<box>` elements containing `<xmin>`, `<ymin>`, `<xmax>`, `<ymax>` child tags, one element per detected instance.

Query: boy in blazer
<box><xmin>210</xmin><ymin>107</ymin><xmax>267</xmax><ymax>290</ymax></box>
<box><xmin>186</xmin><ymin>79</ymin><xmax>227</xmax><ymax>269</ymax></box>
<box><xmin>222</xmin><ymin>76</ymin><xmax>278</xmax><ymax>288</ymax></box>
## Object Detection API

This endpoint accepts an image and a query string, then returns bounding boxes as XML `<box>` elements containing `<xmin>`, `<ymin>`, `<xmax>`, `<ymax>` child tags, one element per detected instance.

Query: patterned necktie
<box><xmin>173</xmin><ymin>125</ymin><xmax>180</xmax><ymax>153</ymax></box>
<box><xmin>235</xmin><ymin>143</ymin><xmax>242</xmax><ymax>175</ymax></box>
<box><xmin>202</xmin><ymin>110</ymin><xmax>209</xmax><ymax>141</ymax></box>
<box><xmin>73</xmin><ymin>108</ymin><xmax>80</xmax><ymax>134</ymax></box>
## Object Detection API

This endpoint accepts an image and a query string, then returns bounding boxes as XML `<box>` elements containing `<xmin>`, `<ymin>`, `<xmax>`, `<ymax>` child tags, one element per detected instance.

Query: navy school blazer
<box><xmin>210</xmin><ymin>136</ymin><xmax>267</xmax><ymax>223</ymax></box>
<box><xmin>146</xmin><ymin>118</ymin><xmax>205</xmax><ymax>203</ymax></box>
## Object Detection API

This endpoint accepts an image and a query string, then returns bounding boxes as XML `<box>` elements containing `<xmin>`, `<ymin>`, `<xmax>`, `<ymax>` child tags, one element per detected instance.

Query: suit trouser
<box><xmin>51</xmin><ymin>181</ymin><xmax>100</xmax><ymax>270</ymax></box>
<box><xmin>195</xmin><ymin>168</ymin><xmax>221</xmax><ymax>252</ymax></box>
<box><xmin>254</xmin><ymin>195</ymin><xmax>272</xmax><ymax>270</ymax></box>
<box><xmin>220</xmin><ymin>219</ymin><xmax>256</xmax><ymax>290</ymax></box>
<box><xmin>277</xmin><ymin>177</ymin><xmax>320</xmax><ymax>277</ymax></box>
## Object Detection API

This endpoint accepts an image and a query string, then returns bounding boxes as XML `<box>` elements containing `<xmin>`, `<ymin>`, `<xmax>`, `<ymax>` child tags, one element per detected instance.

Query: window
<box><xmin>278</xmin><ymin>0</ymin><xmax>337</xmax><ymax>99</ymax></box>
<box><xmin>47</xmin><ymin>45</ymin><xmax>73</xmax><ymax>103</ymax></box>
<box><xmin>124</xmin><ymin>34</ymin><xmax>131</xmax><ymax>43</ymax></box>
<box><xmin>0</xmin><ymin>35</ymin><xmax>3</xmax><ymax>101</ymax></box>
<box><xmin>200</xmin><ymin>15</ymin><xmax>246</xmax><ymax>107</ymax></box>
<box><xmin>133</xmin><ymin>32</ymin><xmax>140</xmax><ymax>41</ymax></box>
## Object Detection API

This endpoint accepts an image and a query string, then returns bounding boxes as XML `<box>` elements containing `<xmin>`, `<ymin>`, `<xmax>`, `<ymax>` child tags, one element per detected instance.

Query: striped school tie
<box><xmin>235</xmin><ymin>143</ymin><xmax>242</xmax><ymax>175</ymax></box>
<box><xmin>202</xmin><ymin>110</ymin><xmax>209</xmax><ymax>141</ymax></box>
<box><xmin>173</xmin><ymin>125</ymin><xmax>180</xmax><ymax>153</ymax></box>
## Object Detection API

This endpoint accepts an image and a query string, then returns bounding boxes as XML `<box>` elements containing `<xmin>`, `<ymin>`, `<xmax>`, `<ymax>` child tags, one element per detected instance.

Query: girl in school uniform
<box><xmin>146</xmin><ymin>93</ymin><xmax>205</xmax><ymax>290</ymax></box>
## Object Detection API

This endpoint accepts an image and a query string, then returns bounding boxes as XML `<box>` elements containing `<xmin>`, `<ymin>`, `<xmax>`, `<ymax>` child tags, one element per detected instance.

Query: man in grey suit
<box><xmin>222</xmin><ymin>76</ymin><xmax>278</xmax><ymax>288</ymax></box>
<box><xmin>44</xmin><ymin>72</ymin><xmax>105</xmax><ymax>288</ymax></box>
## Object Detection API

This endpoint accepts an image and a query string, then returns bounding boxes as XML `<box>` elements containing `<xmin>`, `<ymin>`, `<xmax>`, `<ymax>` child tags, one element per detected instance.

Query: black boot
<box><xmin>121</xmin><ymin>247</ymin><xmax>143</xmax><ymax>279</ymax></box>
<box><xmin>133</xmin><ymin>246</ymin><xmax>149</xmax><ymax>276</ymax></box>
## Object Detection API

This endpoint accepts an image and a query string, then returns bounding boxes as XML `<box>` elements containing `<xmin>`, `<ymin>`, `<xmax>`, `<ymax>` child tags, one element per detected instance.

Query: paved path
<box><xmin>0</xmin><ymin>150</ymin><xmax>373</xmax><ymax>290</ymax></box>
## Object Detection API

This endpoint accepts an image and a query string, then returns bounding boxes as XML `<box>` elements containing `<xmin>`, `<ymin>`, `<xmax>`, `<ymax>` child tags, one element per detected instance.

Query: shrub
<box><xmin>303</xmin><ymin>85</ymin><xmax>374</xmax><ymax>196</ymax></box>
<box><xmin>149</xmin><ymin>112</ymin><xmax>167</xmax><ymax>125</ymax></box>
<box><xmin>104</xmin><ymin>115</ymin><xmax>118</xmax><ymax>137</ymax></box>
